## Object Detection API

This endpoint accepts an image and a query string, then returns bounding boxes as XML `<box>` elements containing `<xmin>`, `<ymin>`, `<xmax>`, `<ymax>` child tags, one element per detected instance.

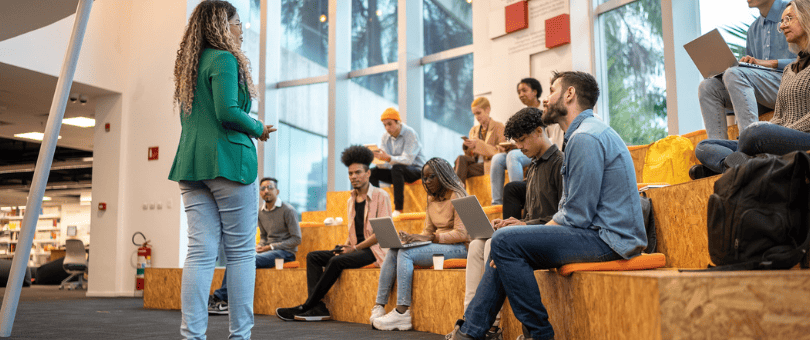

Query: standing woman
<box><xmin>170</xmin><ymin>1</ymin><xmax>274</xmax><ymax>339</ymax></box>
<box><xmin>369</xmin><ymin>158</ymin><xmax>469</xmax><ymax>331</ymax></box>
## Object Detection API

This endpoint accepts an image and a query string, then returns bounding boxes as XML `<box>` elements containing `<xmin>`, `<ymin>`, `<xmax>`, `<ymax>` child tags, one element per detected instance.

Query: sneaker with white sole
<box><xmin>369</xmin><ymin>305</ymin><xmax>386</xmax><ymax>324</ymax></box>
<box><xmin>207</xmin><ymin>297</ymin><xmax>228</xmax><ymax>315</ymax></box>
<box><xmin>293</xmin><ymin>302</ymin><xmax>332</xmax><ymax>321</ymax></box>
<box><xmin>392</xmin><ymin>210</ymin><xmax>402</xmax><ymax>218</ymax></box>
<box><xmin>372</xmin><ymin>309</ymin><xmax>412</xmax><ymax>331</ymax></box>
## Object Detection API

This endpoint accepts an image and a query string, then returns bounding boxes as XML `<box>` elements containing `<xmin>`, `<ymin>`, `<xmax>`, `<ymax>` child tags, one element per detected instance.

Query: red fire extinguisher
<box><xmin>133</xmin><ymin>232</ymin><xmax>151</xmax><ymax>291</ymax></box>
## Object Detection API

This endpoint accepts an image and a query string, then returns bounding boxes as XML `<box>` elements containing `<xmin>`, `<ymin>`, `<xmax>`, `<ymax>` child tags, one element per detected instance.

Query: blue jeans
<box><xmin>460</xmin><ymin>225</ymin><xmax>622</xmax><ymax>340</ymax></box>
<box><xmin>213</xmin><ymin>250</ymin><xmax>295</xmax><ymax>302</ymax></box>
<box><xmin>696</xmin><ymin>122</ymin><xmax>810</xmax><ymax>173</ymax></box>
<box><xmin>179</xmin><ymin>178</ymin><xmax>258</xmax><ymax>340</ymax></box>
<box><xmin>490</xmin><ymin>149</ymin><xmax>531</xmax><ymax>204</ymax></box>
<box><xmin>375</xmin><ymin>243</ymin><xmax>467</xmax><ymax>306</ymax></box>
<box><xmin>698</xmin><ymin>66</ymin><xmax>782</xmax><ymax>139</ymax></box>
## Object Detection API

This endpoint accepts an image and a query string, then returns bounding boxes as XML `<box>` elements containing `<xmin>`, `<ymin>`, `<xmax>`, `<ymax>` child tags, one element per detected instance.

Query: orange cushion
<box><xmin>361</xmin><ymin>264</ymin><xmax>377</xmax><ymax>269</ymax></box>
<box><xmin>482</xmin><ymin>205</ymin><xmax>503</xmax><ymax>214</ymax></box>
<box><xmin>443</xmin><ymin>258</ymin><xmax>467</xmax><ymax>269</ymax></box>
<box><xmin>282</xmin><ymin>261</ymin><xmax>300</xmax><ymax>269</ymax></box>
<box><xmin>395</xmin><ymin>212</ymin><xmax>426</xmax><ymax>221</ymax></box>
<box><xmin>558</xmin><ymin>253</ymin><xmax>666</xmax><ymax>276</ymax></box>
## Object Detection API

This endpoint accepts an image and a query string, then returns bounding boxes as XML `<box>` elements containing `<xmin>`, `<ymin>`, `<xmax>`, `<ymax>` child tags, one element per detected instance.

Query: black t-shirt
<box><xmin>354</xmin><ymin>200</ymin><xmax>366</xmax><ymax>244</ymax></box>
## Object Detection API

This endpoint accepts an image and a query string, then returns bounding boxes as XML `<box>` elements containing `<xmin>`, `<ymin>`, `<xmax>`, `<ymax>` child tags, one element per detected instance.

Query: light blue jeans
<box><xmin>698</xmin><ymin>66</ymin><xmax>782</xmax><ymax>139</ymax></box>
<box><xmin>489</xmin><ymin>149</ymin><xmax>531</xmax><ymax>204</ymax></box>
<box><xmin>695</xmin><ymin>122</ymin><xmax>810</xmax><ymax>173</ymax></box>
<box><xmin>375</xmin><ymin>243</ymin><xmax>467</xmax><ymax>306</ymax></box>
<box><xmin>179</xmin><ymin>177</ymin><xmax>258</xmax><ymax>340</ymax></box>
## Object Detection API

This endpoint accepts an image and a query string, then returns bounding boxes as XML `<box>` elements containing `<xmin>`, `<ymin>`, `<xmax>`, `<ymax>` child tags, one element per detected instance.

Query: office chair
<box><xmin>59</xmin><ymin>239</ymin><xmax>87</xmax><ymax>290</ymax></box>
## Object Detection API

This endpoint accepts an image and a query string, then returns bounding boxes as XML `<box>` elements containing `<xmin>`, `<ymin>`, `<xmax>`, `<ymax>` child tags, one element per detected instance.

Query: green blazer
<box><xmin>169</xmin><ymin>49</ymin><xmax>263</xmax><ymax>185</ymax></box>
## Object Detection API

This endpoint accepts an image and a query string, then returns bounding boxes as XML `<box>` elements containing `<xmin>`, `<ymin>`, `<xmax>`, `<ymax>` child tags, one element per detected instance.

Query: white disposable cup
<box><xmin>433</xmin><ymin>254</ymin><xmax>444</xmax><ymax>270</ymax></box>
<box><xmin>275</xmin><ymin>258</ymin><xmax>284</xmax><ymax>270</ymax></box>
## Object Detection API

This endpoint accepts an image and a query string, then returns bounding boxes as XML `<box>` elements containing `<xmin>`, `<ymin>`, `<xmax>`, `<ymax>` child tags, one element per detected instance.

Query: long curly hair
<box><xmin>174</xmin><ymin>0</ymin><xmax>257</xmax><ymax>115</ymax></box>
<box><xmin>422</xmin><ymin>158</ymin><xmax>468</xmax><ymax>199</ymax></box>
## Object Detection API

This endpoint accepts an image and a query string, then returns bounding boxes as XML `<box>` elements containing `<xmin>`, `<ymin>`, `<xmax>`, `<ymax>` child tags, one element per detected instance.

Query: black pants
<box><xmin>304</xmin><ymin>249</ymin><xmax>376</xmax><ymax>308</ymax></box>
<box><xmin>369</xmin><ymin>164</ymin><xmax>422</xmax><ymax>211</ymax></box>
<box><xmin>502</xmin><ymin>181</ymin><xmax>527</xmax><ymax>220</ymax></box>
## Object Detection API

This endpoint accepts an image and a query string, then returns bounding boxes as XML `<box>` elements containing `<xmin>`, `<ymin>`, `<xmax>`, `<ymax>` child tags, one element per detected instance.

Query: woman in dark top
<box><xmin>169</xmin><ymin>2</ymin><xmax>273</xmax><ymax>339</ymax></box>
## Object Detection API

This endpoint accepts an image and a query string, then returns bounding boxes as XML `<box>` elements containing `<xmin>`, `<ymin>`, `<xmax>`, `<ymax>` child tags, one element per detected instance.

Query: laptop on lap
<box><xmin>369</xmin><ymin>217</ymin><xmax>431</xmax><ymax>249</ymax></box>
<box><xmin>684</xmin><ymin>29</ymin><xmax>781</xmax><ymax>79</ymax></box>
<box><xmin>451</xmin><ymin>196</ymin><xmax>496</xmax><ymax>240</ymax></box>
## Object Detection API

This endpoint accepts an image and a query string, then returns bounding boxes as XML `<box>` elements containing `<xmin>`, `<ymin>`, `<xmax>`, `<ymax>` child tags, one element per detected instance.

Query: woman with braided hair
<box><xmin>169</xmin><ymin>1</ymin><xmax>274</xmax><ymax>338</ymax></box>
<box><xmin>370</xmin><ymin>158</ymin><xmax>470</xmax><ymax>331</ymax></box>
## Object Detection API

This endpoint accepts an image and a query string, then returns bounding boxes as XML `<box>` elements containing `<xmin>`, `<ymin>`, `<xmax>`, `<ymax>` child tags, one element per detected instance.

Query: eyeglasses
<box><xmin>230</xmin><ymin>21</ymin><xmax>242</xmax><ymax>29</ymax></box>
<box><xmin>260</xmin><ymin>186</ymin><xmax>275</xmax><ymax>191</ymax></box>
<box><xmin>422</xmin><ymin>173</ymin><xmax>437</xmax><ymax>182</ymax></box>
<box><xmin>778</xmin><ymin>15</ymin><xmax>793</xmax><ymax>33</ymax></box>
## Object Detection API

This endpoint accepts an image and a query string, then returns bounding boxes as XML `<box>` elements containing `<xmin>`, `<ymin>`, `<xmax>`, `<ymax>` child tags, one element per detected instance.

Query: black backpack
<box><xmin>705</xmin><ymin>151</ymin><xmax>810</xmax><ymax>270</ymax></box>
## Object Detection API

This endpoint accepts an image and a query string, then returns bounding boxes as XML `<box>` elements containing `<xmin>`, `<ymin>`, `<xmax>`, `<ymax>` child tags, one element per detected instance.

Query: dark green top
<box><xmin>169</xmin><ymin>49</ymin><xmax>263</xmax><ymax>184</ymax></box>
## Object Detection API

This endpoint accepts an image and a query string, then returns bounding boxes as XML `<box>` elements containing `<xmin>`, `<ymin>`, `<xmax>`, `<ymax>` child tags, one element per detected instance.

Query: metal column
<box><xmin>0</xmin><ymin>0</ymin><xmax>93</xmax><ymax>336</ymax></box>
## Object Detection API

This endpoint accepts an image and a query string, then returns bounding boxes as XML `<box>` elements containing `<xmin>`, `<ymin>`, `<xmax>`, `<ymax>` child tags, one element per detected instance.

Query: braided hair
<box><xmin>422</xmin><ymin>158</ymin><xmax>468</xmax><ymax>199</ymax></box>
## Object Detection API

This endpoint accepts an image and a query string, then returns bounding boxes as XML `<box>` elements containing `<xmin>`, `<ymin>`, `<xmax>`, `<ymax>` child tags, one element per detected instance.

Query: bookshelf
<box><xmin>0</xmin><ymin>206</ymin><xmax>62</xmax><ymax>266</ymax></box>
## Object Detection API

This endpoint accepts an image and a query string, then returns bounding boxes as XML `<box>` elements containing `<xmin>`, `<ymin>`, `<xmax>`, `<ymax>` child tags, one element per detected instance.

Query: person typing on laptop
<box><xmin>370</xmin><ymin>158</ymin><xmax>469</xmax><ymax>331</ymax></box>
<box><xmin>276</xmin><ymin>145</ymin><xmax>391</xmax><ymax>322</ymax></box>
<box><xmin>696</xmin><ymin>0</ymin><xmax>796</xmax><ymax>147</ymax></box>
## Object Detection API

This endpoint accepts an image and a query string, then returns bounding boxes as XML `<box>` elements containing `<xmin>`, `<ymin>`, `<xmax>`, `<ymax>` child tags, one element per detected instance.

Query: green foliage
<box><xmin>722</xmin><ymin>20</ymin><xmax>751</xmax><ymax>60</ymax></box>
<box><xmin>602</xmin><ymin>0</ymin><xmax>667</xmax><ymax>145</ymax></box>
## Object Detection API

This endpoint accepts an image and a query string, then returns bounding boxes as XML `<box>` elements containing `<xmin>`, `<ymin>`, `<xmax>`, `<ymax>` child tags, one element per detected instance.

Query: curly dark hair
<box><xmin>518</xmin><ymin>78</ymin><xmax>543</xmax><ymax>99</ymax></box>
<box><xmin>341</xmin><ymin>145</ymin><xmax>375</xmax><ymax>170</ymax></box>
<box><xmin>504</xmin><ymin>107</ymin><xmax>546</xmax><ymax>140</ymax></box>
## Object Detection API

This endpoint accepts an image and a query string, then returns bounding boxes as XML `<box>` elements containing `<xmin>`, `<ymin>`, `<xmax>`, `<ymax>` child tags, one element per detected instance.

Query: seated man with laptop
<box><xmin>369</xmin><ymin>157</ymin><xmax>469</xmax><ymax>332</ymax></box>
<box><xmin>450</xmin><ymin>107</ymin><xmax>563</xmax><ymax>339</ymax></box>
<box><xmin>694</xmin><ymin>0</ymin><xmax>795</xmax><ymax>145</ymax></box>
<box><xmin>276</xmin><ymin>145</ymin><xmax>391</xmax><ymax>322</ymax></box>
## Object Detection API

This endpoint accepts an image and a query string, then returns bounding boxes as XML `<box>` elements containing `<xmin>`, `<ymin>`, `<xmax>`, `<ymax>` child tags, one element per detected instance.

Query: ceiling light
<box><xmin>319</xmin><ymin>14</ymin><xmax>327</xmax><ymax>22</ymax></box>
<box><xmin>80</xmin><ymin>196</ymin><xmax>92</xmax><ymax>202</ymax></box>
<box><xmin>14</xmin><ymin>132</ymin><xmax>62</xmax><ymax>141</ymax></box>
<box><xmin>376</xmin><ymin>10</ymin><xmax>382</xmax><ymax>16</ymax></box>
<box><xmin>42</xmin><ymin>197</ymin><xmax>51</xmax><ymax>201</ymax></box>
<box><xmin>245</xmin><ymin>22</ymin><xmax>251</xmax><ymax>30</ymax></box>
<box><xmin>63</xmin><ymin>117</ymin><xmax>96</xmax><ymax>127</ymax></box>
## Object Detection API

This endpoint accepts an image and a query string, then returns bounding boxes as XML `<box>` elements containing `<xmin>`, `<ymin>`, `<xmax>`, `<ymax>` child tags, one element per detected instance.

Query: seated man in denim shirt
<box><xmin>449</xmin><ymin>71</ymin><xmax>647</xmax><ymax>340</ymax></box>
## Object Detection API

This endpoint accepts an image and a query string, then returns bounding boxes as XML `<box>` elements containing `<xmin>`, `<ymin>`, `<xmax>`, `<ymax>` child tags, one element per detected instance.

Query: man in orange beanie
<box><xmin>369</xmin><ymin>107</ymin><xmax>426</xmax><ymax>217</ymax></box>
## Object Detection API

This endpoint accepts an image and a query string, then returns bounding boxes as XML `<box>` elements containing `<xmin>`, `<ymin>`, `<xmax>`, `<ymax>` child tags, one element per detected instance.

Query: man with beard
<box><xmin>276</xmin><ymin>145</ymin><xmax>392</xmax><ymax>322</ymax></box>
<box><xmin>448</xmin><ymin>71</ymin><xmax>646</xmax><ymax>340</ymax></box>
<box><xmin>208</xmin><ymin>177</ymin><xmax>301</xmax><ymax>314</ymax></box>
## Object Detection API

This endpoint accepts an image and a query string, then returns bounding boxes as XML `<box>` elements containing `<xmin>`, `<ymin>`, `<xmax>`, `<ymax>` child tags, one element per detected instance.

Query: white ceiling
<box><xmin>0</xmin><ymin>0</ymin><xmax>80</xmax><ymax>43</ymax></box>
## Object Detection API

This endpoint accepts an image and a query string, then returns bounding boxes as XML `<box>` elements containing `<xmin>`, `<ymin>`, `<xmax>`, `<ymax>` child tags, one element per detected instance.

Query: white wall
<box><xmin>0</xmin><ymin>0</ymin><xmax>189</xmax><ymax>297</ymax></box>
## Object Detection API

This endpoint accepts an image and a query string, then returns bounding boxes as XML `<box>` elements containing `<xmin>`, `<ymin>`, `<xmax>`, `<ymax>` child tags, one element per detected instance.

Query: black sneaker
<box><xmin>294</xmin><ymin>302</ymin><xmax>332</xmax><ymax>321</ymax></box>
<box><xmin>688</xmin><ymin>164</ymin><xmax>719</xmax><ymax>180</ymax></box>
<box><xmin>723</xmin><ymin>151</ymin><xmax>753</xmax><ymax>171</ymax></box>
<box><xmin>276</xmin><ymin>304</ymin><xmax>305</xmax><ymax>321</ymax></box>
<box><xmin>208</xmin><ymin>296</ymin><xmax>228</xmax><ymax>315</ymax></box>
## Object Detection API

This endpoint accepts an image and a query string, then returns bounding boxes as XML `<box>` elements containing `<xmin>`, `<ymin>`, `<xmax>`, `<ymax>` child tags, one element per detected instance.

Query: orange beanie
<box><xmin>380</xmin><ymin>107</ymin><xmax>401</xmax><ymax>122</ymax></box>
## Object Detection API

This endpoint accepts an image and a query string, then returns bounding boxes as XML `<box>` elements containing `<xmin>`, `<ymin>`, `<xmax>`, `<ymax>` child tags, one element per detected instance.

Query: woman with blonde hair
<box><xmin>694</xmin><ymin>0</ymin><xmax>810</xmax><ymax>176</ymax></box>
<box><xmin>169</xmin><ymin>1</ymin><xmax>274</xmax><ymax>338</ymax></box>
<box><xmin>454</xmin><ymin>97</ymin><xmax>506</xmax><ymax>185</ymax></box>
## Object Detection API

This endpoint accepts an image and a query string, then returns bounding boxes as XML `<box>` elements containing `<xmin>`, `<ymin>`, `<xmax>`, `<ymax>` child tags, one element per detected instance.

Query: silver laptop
<box><xmin>684</xmin><ymin>29</ymin><xmax>780</xmax><ymax>79</ymax></box>
<box><xmin>369</xmin><ymin>217</ymin><xmax>431</xmax><ymax>249</ymax></box>
<box><xmin>451</xmin><ymin>196</ymin><xmax>495</xmax><ymax>240</ymax></box>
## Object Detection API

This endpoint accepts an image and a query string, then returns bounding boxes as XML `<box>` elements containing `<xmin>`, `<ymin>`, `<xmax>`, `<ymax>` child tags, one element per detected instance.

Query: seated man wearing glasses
<box><xmin>208</xmin><ymin>177</ymin><xmax>301</xmax><ymax>314</ymax></box>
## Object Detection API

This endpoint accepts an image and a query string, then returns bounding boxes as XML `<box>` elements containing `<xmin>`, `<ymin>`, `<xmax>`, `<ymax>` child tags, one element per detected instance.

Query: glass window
<box><xmin>700</xmin><ymin>0</ymin><xmax>759</xmax><ymax>59</ymax></box>
<box><xmin>599</xmin><ymin>0</ymin><xmax>667</xmax><ymax>145</ymax></box>
<box><xmin>279</xmin><ymin>0</ymin><xmax>329</xmax><ymax>81</ymax></box>
<box><xmin>276</xmin><ymin>83</ymin><xmax>329</xmax><ymax>136</ymax></box>
<box><xmin>352</xmin><ymin>0</ymin><xmax>398</xmax><ymax>70</ymax></box>
<box><xmin>423</xmin><ymin>54</ymin><xmax>473</xmax><ymax>164</ymax></box>
<box><xmin>276</xmin><ymin>123</ymin><xmax>328</xmax><ymax>215</ymax></box>
<box><xmin>230</xmin><ymin>0</ymin><xmax>261</xmax><ymax>82</ymax></box>
<box><xmin>423</xmin><ymin>0</ymin><xmax>472</xmax><ymax>55</ymax></box>
<box><xmin>349</xmin><ymin>70</ymin><xmax>398</xmax><ymax>146</ymax></box>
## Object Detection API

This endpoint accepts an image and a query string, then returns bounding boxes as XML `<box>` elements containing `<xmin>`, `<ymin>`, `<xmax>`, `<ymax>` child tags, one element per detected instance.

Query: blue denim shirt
<box><xmin>378</xmin><ymin>123</ymin><xmax>426</xmax><ymax>169</ymax></box>
<box><xmin>551</xmin><ymin>110</ymin><xmax>647</xmax><ymax>259</ymax></box>
<box><xmin>747</xmin><ymin>0</ymin><xmax>796</xmax><ymax>70</ymax></box>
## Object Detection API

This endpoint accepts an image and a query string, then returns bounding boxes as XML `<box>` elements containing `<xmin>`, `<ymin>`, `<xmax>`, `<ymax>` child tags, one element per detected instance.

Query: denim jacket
<box><xmin>552</xmin><ymin>110</ymin><xmax>647</xmax><ymax>259</ymax></box>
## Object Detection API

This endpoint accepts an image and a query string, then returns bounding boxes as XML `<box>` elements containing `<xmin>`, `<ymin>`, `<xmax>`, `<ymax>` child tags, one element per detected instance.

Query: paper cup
<box><xmin>433</xmin><ymin>254</ymin><xmax>444</xmax><ymax>270</ymax></box>
<box><xmin>275</xmin><ymin>258</ymin><xmax>284</xmax><ymax>270</ymax></box>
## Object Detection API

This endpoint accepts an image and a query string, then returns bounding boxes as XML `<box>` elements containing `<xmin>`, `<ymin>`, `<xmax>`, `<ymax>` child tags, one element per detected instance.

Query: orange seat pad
<box><xmin>558</xmin><ymin>253</ymin><xmax>666</xmax><ymax>276</ymax></box>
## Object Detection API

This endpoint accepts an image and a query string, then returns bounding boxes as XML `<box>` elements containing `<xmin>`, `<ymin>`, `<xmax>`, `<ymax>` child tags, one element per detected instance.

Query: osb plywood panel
<box><xmin>411</xmin><ymin>269</ymin><xmax>467</xmax><ymax>335</ymax></box>
<box><xmin>326</xmin><ymin>191</ymin><xmax>352</xmax><ymax>222</ymax></box>
<box><xmin>298</xmin><ymin>225</ymin><xmax>348</xmax><ymax>269</ymax></box>
<box><xmin>301</xmin><ymin>210</ymin><xmax>327</xmax><ymax>223</ymax></box>
<box><xmin>209</xmin><ymin>268</ymin><xmax>225</xmax><ymax>295</ymax></box>
<box><xmin>323</xmin><ymin>268</ymin><xmax>395</xmax><ymax>324</ymax></box>
<box><xmin>645</xmin><ymin>177</ymin><xmax>719</xmax><ymax>268</ymax></box>
<box><xmin>629</xmin><ymin>146</ymin><xmax>648</xmax><ymax>182</ymax></box>
<box><xmin>466</xmin><ymin>175</ymin><xmax>493</xmax><ymax>207</ymax></box>
<box><xmin>144</xmin><ymin>268</ymin><xmax>183</xmax><ymax>310</ymax></box>
<box><xmin>254</xmin><ymin>268</ymin><xmax>308</xmax><ymax>315</ymax></box>
<box><xmin>382</xmin><ymin>181</ymin><xmax>428</xmax><ymax>213</ymax></box>
<box><xmin>658</xmin><ymin>270</ymin><xmax>810</xmax><ymax>340</ymax></box>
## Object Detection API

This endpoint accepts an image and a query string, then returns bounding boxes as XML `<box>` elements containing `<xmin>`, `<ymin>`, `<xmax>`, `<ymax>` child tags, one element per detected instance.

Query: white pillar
<box><xmin>327</xmin><ymin>0</ymin><xmax>351</xmax><ymax>192</ymax></box>
<box><xmin>398</xmin><ymin>0</ymin><xmax>425</xmax><ymax>136</ymax></box>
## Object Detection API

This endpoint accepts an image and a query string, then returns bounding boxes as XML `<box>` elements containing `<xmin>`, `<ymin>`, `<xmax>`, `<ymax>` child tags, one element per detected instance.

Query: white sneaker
<box><xmin>392</xmin><ymin>210</ymin><xmax>402</xmax><ymax>218</ymax></box>
<box><xmin>372</xmin><ymin>308</ymin><xmax>412</xmax><ymax>331</ymax></box>
<box><xmin>369</xmin><ymin>305</ymin><xmax>385</xmax><ymax>324</ymax></box>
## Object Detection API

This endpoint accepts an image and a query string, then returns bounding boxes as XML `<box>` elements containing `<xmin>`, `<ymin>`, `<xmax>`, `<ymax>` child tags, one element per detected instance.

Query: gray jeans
<box><xmin>698</xmin><ymin>66</ymin><xmax>783</xmax><ymax>139</ymax></box>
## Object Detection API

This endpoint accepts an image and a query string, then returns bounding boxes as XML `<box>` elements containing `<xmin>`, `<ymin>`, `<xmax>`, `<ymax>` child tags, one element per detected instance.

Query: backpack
<box><xmin>705</xmin><ymin>151</ymin><xmax>810</xmax><ymax>270</ymax></box>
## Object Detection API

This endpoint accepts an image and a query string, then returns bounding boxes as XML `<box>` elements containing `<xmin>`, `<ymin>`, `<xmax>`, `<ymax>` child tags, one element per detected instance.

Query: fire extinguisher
<box><xmin>133</xmin><ymin>232</ymin><xmax>151</xmax><ymax>291</ymax></box>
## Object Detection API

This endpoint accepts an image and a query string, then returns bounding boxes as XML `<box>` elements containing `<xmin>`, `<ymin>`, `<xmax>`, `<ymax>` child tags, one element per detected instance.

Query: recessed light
<box><xmin>42</xmin><ymin>197</ymin><xmax>51</xmax><ymax>201</ymax></box>
<box><xmin>63</xmin><ymin>117</ymin><xmax>95</xmax><ymax>127</ymax></box>
<box><xmin>14</xmin><ymin>132</ymin><xmax>62</xmax><ymax>141</ymax></box>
